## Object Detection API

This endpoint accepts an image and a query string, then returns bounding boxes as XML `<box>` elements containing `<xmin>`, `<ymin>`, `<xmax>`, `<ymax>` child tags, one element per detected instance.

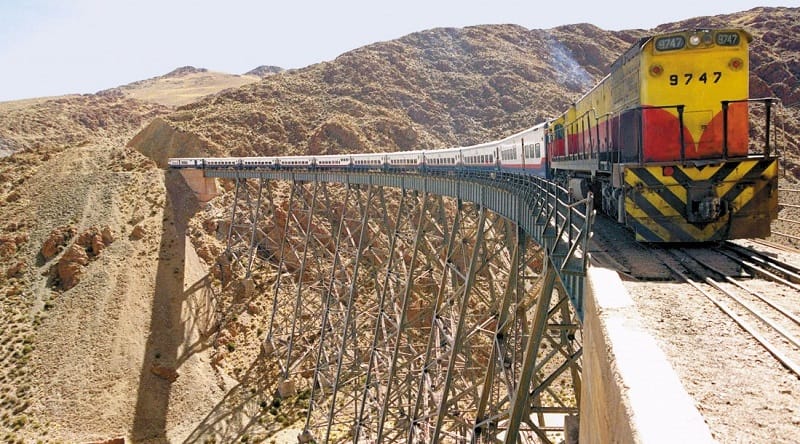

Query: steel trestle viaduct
<box><xmin>186</xmin><ymin>166</ymin><xmax>595</xmax><ymax>443</ymax></box>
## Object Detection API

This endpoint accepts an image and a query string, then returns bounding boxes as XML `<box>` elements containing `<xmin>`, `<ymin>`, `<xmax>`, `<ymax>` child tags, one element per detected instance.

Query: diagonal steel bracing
<box><xmin>211</xmin><ymin>172</ymin><xmax>591</xmax><ymax>443</ymax></box>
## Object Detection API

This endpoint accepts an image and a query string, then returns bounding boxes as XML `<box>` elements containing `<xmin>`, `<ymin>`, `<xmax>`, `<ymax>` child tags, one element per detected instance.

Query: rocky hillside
<box><xmin>137</xmin><ymin>24</ymin><xmax>643</xmax><ymax>161</ymax></box>
<box><xmin>0</xmin><ymin>91</ymin><xmax>168</xmax><ymax>157</ymax></box>
<box><xmin>245</xmin><ymin>65</ymin><xmax>285</xmax><ymax>77</ymax></box>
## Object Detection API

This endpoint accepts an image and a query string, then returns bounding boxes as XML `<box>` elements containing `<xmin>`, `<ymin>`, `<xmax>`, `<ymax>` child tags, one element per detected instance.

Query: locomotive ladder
<box><xmin>199</xmin><ymin>168</ymin><xmax>594</xmax><ymax>443</ymax></box>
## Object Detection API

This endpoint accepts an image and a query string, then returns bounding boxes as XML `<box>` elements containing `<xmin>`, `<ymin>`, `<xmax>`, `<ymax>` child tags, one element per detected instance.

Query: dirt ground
<box><xmin>0</xmin><ymin>140</ymin><xmax>231</xmax><ymax>443</ymax></box>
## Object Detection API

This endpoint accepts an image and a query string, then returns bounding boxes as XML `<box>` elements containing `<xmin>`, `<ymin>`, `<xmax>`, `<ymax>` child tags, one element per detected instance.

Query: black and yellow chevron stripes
<box><xmin>623</xmin><ymin>159</ymin><xmax>778</xmax><ymax>242</ymax></box>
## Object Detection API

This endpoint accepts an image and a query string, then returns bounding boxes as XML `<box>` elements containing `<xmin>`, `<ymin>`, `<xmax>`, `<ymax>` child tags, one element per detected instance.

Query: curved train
<box><xmin>170</xmin><ymin>27</ymin><xmax>779</xmax><ymax>243</ymax></box>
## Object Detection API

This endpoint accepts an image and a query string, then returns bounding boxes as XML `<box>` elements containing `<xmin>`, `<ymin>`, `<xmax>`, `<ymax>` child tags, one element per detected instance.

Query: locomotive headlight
<box><xmin>689</xmin><ymin>35</ymin><xmax>701</xmax><ymax>46</ymax></box>
<box><xmin>729</xmin><ymin>57</ymin><xmax>744</xmax><ymax>70</ymax></box>
<box><xmin>649</xmin><ymin>64</ymin><xmax>664</xmax><ymax>76</ymax></box>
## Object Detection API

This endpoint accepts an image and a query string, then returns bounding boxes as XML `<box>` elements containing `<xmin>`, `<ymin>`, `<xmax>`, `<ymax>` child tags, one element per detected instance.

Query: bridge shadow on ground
<box><xmin>181</xmin><ymin>348</ymin><xmax>291</xmax><ymax>443</ymax></box>
<box><xmin>130</xmin><ymin>171</ymin><xmax>213</xmax><ymax>442</ymax></box>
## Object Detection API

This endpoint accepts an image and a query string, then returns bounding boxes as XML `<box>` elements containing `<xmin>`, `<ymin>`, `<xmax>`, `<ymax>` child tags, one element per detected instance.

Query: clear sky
<box><xmin>0</xmin><ymin>0</ymin><xmax>794</xmax><ymax>102</ymax></box>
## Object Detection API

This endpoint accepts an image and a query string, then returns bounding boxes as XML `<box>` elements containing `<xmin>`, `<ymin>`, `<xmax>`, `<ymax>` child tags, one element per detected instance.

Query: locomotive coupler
<box><xmin>686</xmin><ymin>181</ymin><xmax>722</xmax><ymax>223</ymax></box>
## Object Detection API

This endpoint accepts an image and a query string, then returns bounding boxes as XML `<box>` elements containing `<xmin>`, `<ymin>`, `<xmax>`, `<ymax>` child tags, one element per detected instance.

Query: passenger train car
<box><xmin>169</xmin><ymin>27</ymin><xmax>779</xmax><ymax>243</ymax></box>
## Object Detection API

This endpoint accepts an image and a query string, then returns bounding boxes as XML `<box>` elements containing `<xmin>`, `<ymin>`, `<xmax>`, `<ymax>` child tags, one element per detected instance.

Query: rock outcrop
<box><xmin>47</xmin><ymin>226</ymin><xmax>115</xmax><ymax>290</ymax></box>
<box><xmin>41</xmin><ymin>226</ymin><xmax>77</xmax><ymax>260</ymax></box>
<box><xmin>57</xmin><ymin>244</ymin><xmax>89</xmax><ymax>290</ymax></box>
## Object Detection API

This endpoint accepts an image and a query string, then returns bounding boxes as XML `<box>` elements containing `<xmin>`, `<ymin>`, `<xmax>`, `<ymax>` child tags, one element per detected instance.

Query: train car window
<box><xmin>535</xmin><ymin>143</ymin><xmax>541</xmax><ymax>158</ymax></box>
<box><xmin>554</xmin><ymin>124</ymin><xmax>565</xmax><ymax>140</ymax></box>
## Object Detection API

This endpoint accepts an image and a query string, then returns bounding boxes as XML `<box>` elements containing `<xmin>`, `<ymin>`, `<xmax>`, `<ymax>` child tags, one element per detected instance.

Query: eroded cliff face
<box><xmin>127</xmin><ymin>117</ymin><xmax>216</xmax><ymax>168</ymax></box>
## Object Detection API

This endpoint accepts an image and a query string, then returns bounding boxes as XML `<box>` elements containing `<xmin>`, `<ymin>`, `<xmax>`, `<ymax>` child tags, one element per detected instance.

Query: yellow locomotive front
<box><xmin>623</xmin><ymin>28</ymin><xmax>779</xmax><ymax>242</ymax></box>
<box><xmin>550</xmin><ymin>28</ymin><xmax>779</xmax><ymax>242</ymax></box>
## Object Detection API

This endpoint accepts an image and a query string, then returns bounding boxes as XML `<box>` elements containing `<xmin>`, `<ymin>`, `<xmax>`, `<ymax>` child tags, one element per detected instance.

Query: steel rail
<box><xmin>772</xmin><ymin>230</ymin><xmax>800</xmax><ymax>242</ymax></box>
<box><xmin>749</xmin><ymin>238</ymin><xmax>800</xmax><ymax>254</ymax></box>
<box><xmin>724</xmin><ymin>242</ymin><xmax>800</xmax><ymax>281</ymax></box>
<box><xmin>677</xmin><ymin>249</ymin><xmax>800</xmax><ymax>350</ymax></box>
<box><xmin>690</xmin><ymin>250</ymin><xmax>800</xmax><ymax>328</ymax></box>
<box><xmin>661</xmin><ymin>254</ymin><xmax>800</xmax><ymax>378</ymax></box>
<box><xmin>717</xmin><ymin>249</ymin><xmax>800</xmax><ymax>292</ymax></box>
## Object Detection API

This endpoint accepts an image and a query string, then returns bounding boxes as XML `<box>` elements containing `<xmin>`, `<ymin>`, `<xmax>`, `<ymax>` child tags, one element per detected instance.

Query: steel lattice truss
<box><xmin>217</xmin><ymin>176</ymin><xmax>585</xmax><ymax>443</ymax></box>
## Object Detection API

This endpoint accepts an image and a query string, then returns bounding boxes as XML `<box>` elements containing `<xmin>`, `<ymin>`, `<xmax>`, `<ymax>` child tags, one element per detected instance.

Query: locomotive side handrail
<box><xmin>722</xmin><ymin>97</ymin><xmax>779</xmax><ymax>157</ymax></box>
<box><xmin>561</xmin><ymin>108</ymin><xmax>601</xmax><ymax>163</ymax></box>
<box><xmin>633</xmin><ymin>104</ymin><xmax>687</xmax><ymax>165</ymax></box>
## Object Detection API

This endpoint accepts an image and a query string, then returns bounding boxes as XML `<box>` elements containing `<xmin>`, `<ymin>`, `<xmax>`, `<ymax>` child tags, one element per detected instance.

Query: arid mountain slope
<box><xmin>0</xmin><ymin>86</ymin><xmax>231</xmax><ymax>441</ymax></box>
<box><xmin>0</xmin><ymin>91</ymin><xmax>168</xmax><ymax>157</ymax></box>
<box><xmin>0</xmin><ymin>65</ymin><xmax>267</xmax><ymax>158</ymax></box>
<box><xmin>109</xmin><ymin>66</ymin><xmax>263</xmax><ymax>107</ymax></box>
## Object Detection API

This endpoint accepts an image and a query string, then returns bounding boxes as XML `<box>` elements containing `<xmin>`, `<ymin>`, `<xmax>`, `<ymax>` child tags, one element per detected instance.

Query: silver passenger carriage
<box><xmin>241</xmin><ymin>157</ymin><xmax>278</xmax><ymax>169</ymax></box>
<box><xmin>315</xmin><ymin>155</ymin><xmax>352</xmax><ymax>168</ymax></box>
<box><xmin>350</xmin><ymin>153</ymin><xmax>386</xmax><ymax>169</ymax></box>
<box><xmin>386</xmin><ymin>150</ymin><xmax>425</xmax><ymax>168</ymax></box>
<box><xmin>461</xmin><ymin>141</ymin><xmax>499</xmax><ymax>168</ymax></box>
<box><xmin>167</xmin><ymin>158</ymin><xmax>205</xmax><ymax>169</ymax></box>
<box><xmin>424</xmin><ymin>147</ymin><xmax>462</xmax><ymax>168</ymax></box>
<box><xmin>205</xmin><ymin>157</ymin><xmax>240</xmax><ymax>169</ymax></box>
<box><xmin>276</xmin><ymin>156</ymin><xmax>315</xmax><ymax>168</ymax></box>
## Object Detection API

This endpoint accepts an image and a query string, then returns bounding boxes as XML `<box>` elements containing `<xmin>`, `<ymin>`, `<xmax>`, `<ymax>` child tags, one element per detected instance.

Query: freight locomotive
<box><xmin>170</xmin><ymin>27</ymin><xmax>780</xmax><ymax>243</ymax></box>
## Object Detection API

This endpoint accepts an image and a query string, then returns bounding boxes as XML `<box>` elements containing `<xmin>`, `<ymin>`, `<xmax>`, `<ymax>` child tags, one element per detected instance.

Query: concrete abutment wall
<box><xmin>579</xmin><ymin>266</ymin><xmax>716</xmax><ymax>443</ymax></box>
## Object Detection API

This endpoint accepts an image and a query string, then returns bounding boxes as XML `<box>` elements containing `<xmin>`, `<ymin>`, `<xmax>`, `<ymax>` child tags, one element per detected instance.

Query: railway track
<box><xmin>657</xmin><ymin>244</ymin><xmax>800</xmax><ymax>378</ymax></box>
<box><xmin>590</xmin><ymin>218</ymin><xmax>800</xmax><ymax>442</ymax></box>
<box><xmin>591</xmin><ymin>216</ymin><xmax>800</xmax><ymax>378</ymax></box>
